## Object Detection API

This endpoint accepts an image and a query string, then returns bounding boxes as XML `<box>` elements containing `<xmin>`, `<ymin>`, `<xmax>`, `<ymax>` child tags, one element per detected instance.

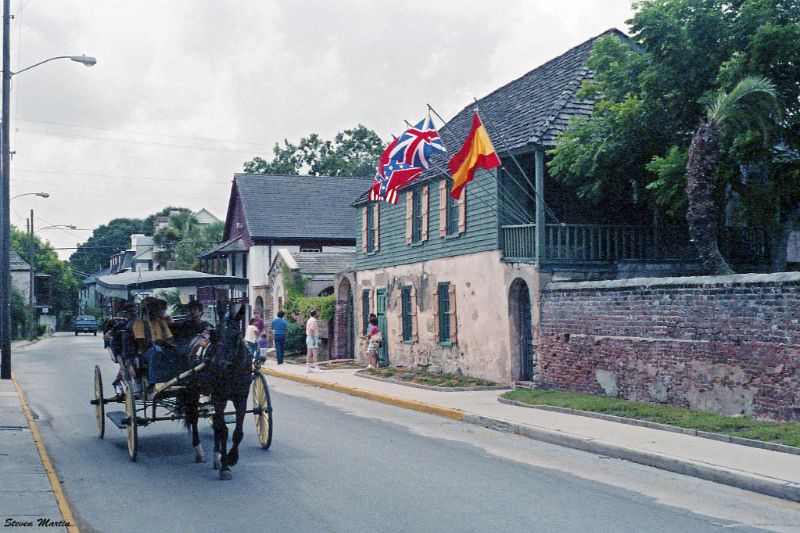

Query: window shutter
<box><xmin>421</xmin><ymin>185</ymin><xmax>429</xmax><ymax>241</ymax></box>
<box><xmin>458</xmin><ymin>189</ymin><xmax>466</xmax><ymax>234</ymax></box>
<box><xmin>410</xmin><ymin>285</ymin><xmax>418</xmax><ymax>342</ymax></box>
<box><xmin>405</xmin><ymin>191</ymin><xmax>413</xmax><ymax>244</ymax></box>
<box><xmin>361</xmin><ymin>207</ymin><xmax>368</xmax><ymax>252</ymax></box>
<box><xmin>371</xmin><ymin>288</ymin><xmax>376</xmax><ymax>315</ymax></box>
<box><xmin>448</xmin><ymin>283</ymin><xmax>457</xmax><ymax>344</ymax></box>
<box><xmin>432</xmin><ymin>284</ymin><xmax>439</xmax><ymax>341</ymax></box>
<box><xmin>438</xmin><ymin>180</ymin><xmax>447</xmax><ymax>237</ymax></box>
<box><xmin>373</xmin><ymin>203</ymin><xmax>380</xmax><ymax>251</ymax></box>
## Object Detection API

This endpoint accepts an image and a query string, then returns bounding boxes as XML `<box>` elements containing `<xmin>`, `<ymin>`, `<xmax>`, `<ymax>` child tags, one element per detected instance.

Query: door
<box><xmin>518</xmin><ymin>283</ymin><xmax>534</xmax><ymax>381</ymax></box>
<box><xmin>376</xmin><ymin>289</ymin><xmax>388</xmax><ymax>366</ymax></box>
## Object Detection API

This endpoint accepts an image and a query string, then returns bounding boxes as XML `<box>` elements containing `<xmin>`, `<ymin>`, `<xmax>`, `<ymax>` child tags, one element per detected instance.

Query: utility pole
<box><xmin>28</xmin><ymin>209</ymin><xmax>34</xmax><ymax>341</ymax></box>
<box><xmin>1</xmin><ymin>0</ymin><xmax>12</xmax><ymax>379</ymax></box>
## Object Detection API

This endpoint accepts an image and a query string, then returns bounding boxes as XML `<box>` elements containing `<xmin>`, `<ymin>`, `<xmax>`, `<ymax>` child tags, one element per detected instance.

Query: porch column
<box><xmin>534</xmin><ymin>149</ymin><xmax>545</xmax><ymax>264</ymax></box>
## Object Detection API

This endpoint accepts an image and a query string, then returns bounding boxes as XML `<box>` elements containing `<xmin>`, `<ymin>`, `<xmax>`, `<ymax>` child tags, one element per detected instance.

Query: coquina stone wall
<box><xmin>538</xmin><ymin>272</ymin><xmax>800</xmax><ymax>421</ymax></box>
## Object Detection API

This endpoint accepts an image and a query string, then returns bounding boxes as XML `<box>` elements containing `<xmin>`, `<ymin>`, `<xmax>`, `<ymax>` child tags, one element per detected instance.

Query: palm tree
<box><xmin>686</xmin><ymin>77</ymin><xmax>781</xmax><ymax>275</ymax></box>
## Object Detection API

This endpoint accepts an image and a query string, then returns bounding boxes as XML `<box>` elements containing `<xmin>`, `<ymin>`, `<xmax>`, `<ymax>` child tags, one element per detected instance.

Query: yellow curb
<box><xmin>262</xmin><ymin>368</ymin><xmax>465</xmax><ymax>421</ymax></box>
<box><xmin>12</xmin><ymin>373</ymin><xmax>80</xmax><ymax>533</ymax></box>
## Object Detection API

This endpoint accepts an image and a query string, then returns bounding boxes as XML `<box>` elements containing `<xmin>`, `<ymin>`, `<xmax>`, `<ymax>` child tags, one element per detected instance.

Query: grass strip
<box><xmin>364</xmin><ymin>367</ymin><xmax>497</xmax><ymax>388</ymax></box>
<box><xmin>502</xmin><ymin>389</ymin><xmax>800</xmax><ymax>447</ymax></box>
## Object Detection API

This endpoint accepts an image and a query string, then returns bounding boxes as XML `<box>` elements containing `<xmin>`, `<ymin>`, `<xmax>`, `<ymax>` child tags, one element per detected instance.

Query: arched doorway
<box><xmin>336</xmin><ymin>277</ymin><xmax>355</xmax><ymax>358</ymax></box>
<box><xmin>254</xmin><ymin>296</ymin><xmax>264</xmax><ymax>319</ymax></box>
<box><xmin>509</xmin><ymin>278</ymin><xmax>534</xmax><ymax>382</ymax></box>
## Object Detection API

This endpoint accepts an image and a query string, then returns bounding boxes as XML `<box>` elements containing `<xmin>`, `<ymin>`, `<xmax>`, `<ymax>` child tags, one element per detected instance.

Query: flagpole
<box><xmin>425</xmin><ymin>105</ymin><xmax>534</xmax><ymax>224</ymax></box>
<box><xmin>472</xmin><ymin>98</ymin><xmax>563</xmax><ymax>225</ymax></box>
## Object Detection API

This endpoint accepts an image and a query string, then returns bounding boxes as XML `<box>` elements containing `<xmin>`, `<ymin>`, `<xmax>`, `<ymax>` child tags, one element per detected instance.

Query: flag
<box><xmin>368</xmin><ymin>137</ymin><xmax>423</xmax><ymax>204</ymax></box>
<box><xmin>448</xmin><ymin>110</ymin><xmax>500</xmax><ymax>199</ymax></box>
<box><xmin>389</xmin><ymin>116</ymin><xmax>445</xmax><ymax>169</ymax></box>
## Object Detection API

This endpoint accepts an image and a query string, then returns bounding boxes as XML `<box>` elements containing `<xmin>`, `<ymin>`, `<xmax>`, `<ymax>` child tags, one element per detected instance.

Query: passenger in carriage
<box><xmin>173</xmin><ymin>301</ymin><xmax>213</xmax><ymax>364</ymax></box>
<box><xmin>105</xmin><ymin>303</ymin><xmax>138</xmax><ymax>396</ymax></box>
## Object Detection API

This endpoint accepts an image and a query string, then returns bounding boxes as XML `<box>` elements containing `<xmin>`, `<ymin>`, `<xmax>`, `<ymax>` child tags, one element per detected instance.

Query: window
<box><xmin>412</xmin><ymin>189</ymin><xmax>423</xmax><ymax>243</ymax></box>
<box><xmin>366</xmin><ymin>204</ymin><xmax>376</xmax><ymax>252</ymax></box>
<box><xmin>401</xmin><ymin>286</ymin><xmax>412</xmax><ymax>342</ymax></box>
<box><xmin>362</xmin><ymin>289</ymin><xmax>371</xmax><ymax>335</ymax></box>
<box><xmin>437</xmin><ymin>282</ymin><xmax>450</xmax><ymax>343</ymax></box>
<box><xmin>447</xmin><ymin>188</ymin><xmax>460</xmax><ymax>235</ymax></box>
<box><xmin>300</xmin><ymin>246</ymin><xmax>321</xmax><ymax>253</ymax></box>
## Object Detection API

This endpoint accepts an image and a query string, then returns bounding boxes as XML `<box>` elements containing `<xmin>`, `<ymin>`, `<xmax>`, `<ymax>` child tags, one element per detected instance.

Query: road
<box><xmin>11</xmin><ymin>334</ymin><xmax>800</xmax><ymax>532</ymax></box>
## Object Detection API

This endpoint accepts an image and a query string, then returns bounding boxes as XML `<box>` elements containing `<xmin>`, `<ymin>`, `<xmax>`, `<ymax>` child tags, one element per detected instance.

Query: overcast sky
<box><xmin>6</xmin><ymin>0</ymin><xmax>634</xmax><ymax>260</ymax></box>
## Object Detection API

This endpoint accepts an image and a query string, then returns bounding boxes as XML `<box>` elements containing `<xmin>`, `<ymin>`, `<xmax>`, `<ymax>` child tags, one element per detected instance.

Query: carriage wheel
<box><xmin>124</xmin><ymin>379</ymin><xmax>138</xmax><ymax>462</ymax></box>
<box><xmin>252</xmin><ymin>373</ymin><xmax>273</xmax><ymax>449</ymax></box>
<box><xmin>93</xmin><ymin>366</ymin><xmax>105</xmax><ymax>439</ymax></box>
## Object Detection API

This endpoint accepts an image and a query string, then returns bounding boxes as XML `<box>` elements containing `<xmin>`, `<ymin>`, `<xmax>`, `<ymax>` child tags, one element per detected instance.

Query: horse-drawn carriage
<box><xmin>89</xmin><ymin>270</ymin><xmax>272</xmax><ymax>479</ymax></box>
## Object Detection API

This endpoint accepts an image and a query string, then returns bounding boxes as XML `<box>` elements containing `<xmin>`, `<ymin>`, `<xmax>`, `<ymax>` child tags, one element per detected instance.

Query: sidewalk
<box><xmin>0</xmin><ymin>340</ymin><xmax>75</xmax><ymax>532</ymax></box>
<box><xmin>263</xmin><ymin>361</ymin><xmax>800</xmax><ymax>503</ymax></box>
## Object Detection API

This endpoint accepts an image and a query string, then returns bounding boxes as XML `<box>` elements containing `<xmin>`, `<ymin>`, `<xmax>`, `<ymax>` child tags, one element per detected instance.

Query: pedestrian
<box><xmin>257</xmin><ymin>332</ymin><xmax>269</xmax><ymax>362</ymax></box>
<box><xmin>362</xmin><ymin>316</ymin><xmax>380</xmax><ymax>370</ymax></box>
<box><xmin>305</xmin><ymin>309</ymin><xmax>320</xmax><ymax>372</ymax></box>
<box><xmin>253</xmin><ymin>314</ymin><xmax>264</xmax><ymax>337</ymax></box>
<box><xmin>272</xmin><ymin>310</ymin><xmax>288</xmax><ymax>365</ymax></box>
<box><xmin>244</xmin><ymin>318</ymin><xmax>259</xmax><ymax>359</ymax></box>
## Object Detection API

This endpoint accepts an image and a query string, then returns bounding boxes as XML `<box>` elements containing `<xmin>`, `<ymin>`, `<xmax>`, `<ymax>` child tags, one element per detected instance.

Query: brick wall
<box><xmin>538</xmin><ymin>273</ymin><xmax>800</xmax><ymax>421</ymax></box>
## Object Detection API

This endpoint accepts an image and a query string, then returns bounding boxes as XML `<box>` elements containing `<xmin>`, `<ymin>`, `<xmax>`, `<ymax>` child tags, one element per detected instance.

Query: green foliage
<box><xmin>82</xmin><ymin>305</ymin><xmax>104</xmax><ymax>321</ymax></box>
<box><xmin>12</xmin><ymin>226</ymin><xmax>78</xmax><ymax>321</ymax></box>
<box><xmin>548</xmin><ymin>0</ymin><xmax>800</xmax><ymax>249</ymax></box>
<box><xmin>284</xmin><ymin>322</ymin><xmax>307</xmax><ymax>355</ymax></box>
<box><xmin>171</xmin><ymin>221</ymin><xmax>224</xmax><ymax>270</ymax></box>
<box><xmin>280</xmin><ymin>265</ymin><xmax>334</xmax><ymax>321</ymax></box>
<box><xmin>646</xmin><ymin>146</ymin><xmax>689</xmax><ymax>216</ymax></box>
<box><xmin>502</xmin><ymin>388</ymin><xmax>800</xmax><ymax>447</ymax></box>
<box><xmin>243</xmin><ymin>124</ymin><xmax>384</xmax><ymax>177</ymax></box>
<box><xmin>10</xmin><ymin>288</ymin><xmax>29</xmax><ymax>340</ymax></box>
<box><xmin>69</xmin><ymin>217</ymin><xmax>145</xmax><ymax>275</ymax></box>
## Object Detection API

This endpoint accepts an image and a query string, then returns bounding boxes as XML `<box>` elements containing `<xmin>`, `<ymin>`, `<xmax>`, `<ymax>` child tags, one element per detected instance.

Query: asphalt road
<box><xmin>12</xmin><ymin>334</ymin><xmax>800</xmax><ymax>533</ymax></box>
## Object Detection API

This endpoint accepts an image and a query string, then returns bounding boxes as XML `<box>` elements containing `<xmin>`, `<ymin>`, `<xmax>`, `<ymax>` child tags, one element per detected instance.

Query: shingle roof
<box><xmin>83</xmin><ymin>267</ymin><xmax>112</xmax><ymax>285</ymax></box>
<box><xmin>234</xmin><ymin>174</ymin><xmax>371</xmax><ymax>240</ymax></box>
<box><xmin>293</xmin><ymin>251</ymin><xmax>355</xmax><ymax>275</ymax></box>
<box><xmin>197</xmin><ymin>236</ymin><xmax>247</xmax><ymax>259</ymax></box>
<box><xmin>353</xmin><ymin>28</ymin><xmax>626</xmax><ymax>206</ymax></box>
<box><xmin>10</xmin><ymin>250</ymin><xmax>30</xmax><ymax>271</ymax></box>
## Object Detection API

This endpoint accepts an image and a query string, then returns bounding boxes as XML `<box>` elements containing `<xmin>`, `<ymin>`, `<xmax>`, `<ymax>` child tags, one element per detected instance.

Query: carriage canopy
<box><xmin>96</xmin><ymin>270</ymin><xmax>249</xmax><ymax>299</ymax></box>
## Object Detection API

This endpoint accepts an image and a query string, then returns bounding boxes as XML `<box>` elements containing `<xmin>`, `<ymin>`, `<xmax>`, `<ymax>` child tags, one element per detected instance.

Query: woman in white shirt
<box><xmin>244</xmin><ymin>318</ymin><xmax>259</xmax><ymax>360</ymax></box>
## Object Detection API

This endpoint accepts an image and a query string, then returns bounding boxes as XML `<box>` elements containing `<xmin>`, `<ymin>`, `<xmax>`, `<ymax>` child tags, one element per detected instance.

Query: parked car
<box><xmin>74</xmin><ymin>315</ymin><xmax>99</xmax><ymax>336</ymax></box>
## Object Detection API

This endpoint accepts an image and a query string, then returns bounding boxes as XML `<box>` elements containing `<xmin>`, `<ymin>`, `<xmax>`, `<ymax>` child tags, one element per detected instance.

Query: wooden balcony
<box><xmin>501</xmin><ymin>223</ymin><xmax>769</xmax><ymax>265</ymax></box>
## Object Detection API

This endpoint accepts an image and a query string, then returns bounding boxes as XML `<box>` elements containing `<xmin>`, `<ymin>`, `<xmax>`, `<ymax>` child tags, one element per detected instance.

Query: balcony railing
<box><xmin>501</xmin><ymin>223</ymin><xmax>770</xmax><ymax>264</ymax></box>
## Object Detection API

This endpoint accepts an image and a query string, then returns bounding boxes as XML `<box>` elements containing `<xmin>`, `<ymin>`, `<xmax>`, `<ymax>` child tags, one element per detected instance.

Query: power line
<box><xmin>15</xmin><ymin>128</ymin><xmax>265</xmax><ymax>154</ymax></box>
<box><xmin>13</xmin><ymin>117</ymin><xmax>271</xmax><ymax>147</ymax></box>
<box><xmin>15</xmin><ymin>167</ymin><xmax>229</xmax><ymax>184</ymax></box>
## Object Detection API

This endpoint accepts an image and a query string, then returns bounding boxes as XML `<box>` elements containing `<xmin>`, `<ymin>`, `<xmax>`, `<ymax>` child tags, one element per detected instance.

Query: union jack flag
<box><xmin>389</xmin><ymin>116</ymin><xmax>446</xmax><ymax>169</ymax></box>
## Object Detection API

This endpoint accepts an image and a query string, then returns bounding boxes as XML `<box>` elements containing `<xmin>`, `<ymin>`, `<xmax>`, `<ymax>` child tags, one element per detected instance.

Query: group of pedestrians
<box><xmin>244</xmin><ymin>310</ymin><xmax>289</xmax><ymax>365</ymax></box>
<box><xmin>244</xmin><ymin>309</ymin><xmax>382</xmax><ymax>372</ymax></box>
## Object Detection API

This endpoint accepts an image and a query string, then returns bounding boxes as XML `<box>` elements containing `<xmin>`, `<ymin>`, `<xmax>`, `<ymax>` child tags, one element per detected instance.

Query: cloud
<box><xmin>6</xmin><ymin>0</ymin><xmax>633</xmax><ymax>259</ymax></box>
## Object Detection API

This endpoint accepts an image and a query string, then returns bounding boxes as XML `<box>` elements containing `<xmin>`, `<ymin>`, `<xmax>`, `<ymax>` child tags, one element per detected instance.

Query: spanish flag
<box><xmin>448</xmin><ymin>111</ymin><xmax>501</xmax><ymax>199</ymax></box>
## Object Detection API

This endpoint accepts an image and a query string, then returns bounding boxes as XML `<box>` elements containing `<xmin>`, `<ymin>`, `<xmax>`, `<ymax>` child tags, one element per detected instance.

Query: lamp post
<box><xmin>26</xmin><ymin>215</ymin><xmax>76</xmax><ymax>341</ymax></box>
<box><xmin>1</xmin><ymin>0</ymin><xmax>96</xmax><ymax>378</ymax></box>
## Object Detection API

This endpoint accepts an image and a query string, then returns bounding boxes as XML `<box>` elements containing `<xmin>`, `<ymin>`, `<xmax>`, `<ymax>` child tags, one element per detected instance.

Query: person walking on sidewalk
<box><xmin>305</xmin><ymin>310</ymin><xmax>320</xmax><ymax>372</ymax></box>
<box><xmin>363</xmin><ymin>316</ymin><xmax>380</xmax><ymax>370</ymax></box>
<box><xmin>272</xmin><ymin>310</ymin><xmax>288</xmax><ymax>365</ymax></box>
<box><xmin>244</xmin><ymin>318</ymin><xmax>259</xmax><ymax>359</ymax></box>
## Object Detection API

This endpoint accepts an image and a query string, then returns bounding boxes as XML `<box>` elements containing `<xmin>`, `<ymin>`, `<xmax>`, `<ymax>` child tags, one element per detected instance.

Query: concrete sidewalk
<box><xmin>0</xmin><ymin>340</ymin><xmax>75</xmax><ymax>532</ymax></box>
<box><xmin>263</xmin><ymin>361</ymin><xmax>800</xmax><ymax>503</ymax></box>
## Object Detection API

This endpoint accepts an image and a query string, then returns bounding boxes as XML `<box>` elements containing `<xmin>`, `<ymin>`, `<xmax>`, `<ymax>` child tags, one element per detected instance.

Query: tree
<box><xmin>12</xmin><ymin>227</ymin><xmax>79</xmax><ymax>327</ymax></box>
<box><xmin>69</xmin><ymin>217</ymin><xmax>146</xmax><ymax>275</ymax></box>
<box><xmin>243</xmin><ymin>124</ymin><xmax>384</xmax><ymax>177</ymax></box>
<box><xmin>686</xmin><ymin>77</ymin><xmax>781</xmax><ymax>274</ymax></box>
<box><xmin>171</xmin><ymin>221</ymin><xmax>224</xmax><ymax>271</ymax></box>
<box><xmin>153</xmin><ymin>210</ymin><xmax>197</xmax><ymax>267</ymax></box>
<box><xmin>548</xmin><ymin>0</ymin><xmax>800</xmax><ymax>270</ymax></box>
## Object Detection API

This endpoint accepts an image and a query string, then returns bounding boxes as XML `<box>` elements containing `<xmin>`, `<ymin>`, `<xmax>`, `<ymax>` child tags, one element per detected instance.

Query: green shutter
<box><xmin>437</xmin><ymin>282</ymin><xmax>450</xmax><ymax>343</ymax></box>
<box><xmin>362</xmin><ymin>289</ymin><xmax>370</xmax><ymax>335</ymax></box>
<box><xmin>401</xmin><ymin>286</ymin><xmax>412</xmax><ymax>342</ymax></box>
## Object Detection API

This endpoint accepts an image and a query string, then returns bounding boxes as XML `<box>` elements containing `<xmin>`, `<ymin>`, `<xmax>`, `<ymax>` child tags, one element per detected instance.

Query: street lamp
<box><xmin>11</xmin><ymin>192</ymin><xmax>49</xmax><ymax>200</ymax></box>
<box><xmin>25</xmin><ymin>219</ymin><xmax>77</xmax><ymax>341</ymax></box>
<box><xmin>1</xmin><ymin>0</ymin><xmax>97</xmax><ymax>377</ymax></box>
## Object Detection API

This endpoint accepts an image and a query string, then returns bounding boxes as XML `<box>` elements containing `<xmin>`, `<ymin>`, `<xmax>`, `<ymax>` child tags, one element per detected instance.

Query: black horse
<box><xmin>178</xmin><ymin>302</ymin><xmax>255</xmax><ymax>480</ymax></box>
